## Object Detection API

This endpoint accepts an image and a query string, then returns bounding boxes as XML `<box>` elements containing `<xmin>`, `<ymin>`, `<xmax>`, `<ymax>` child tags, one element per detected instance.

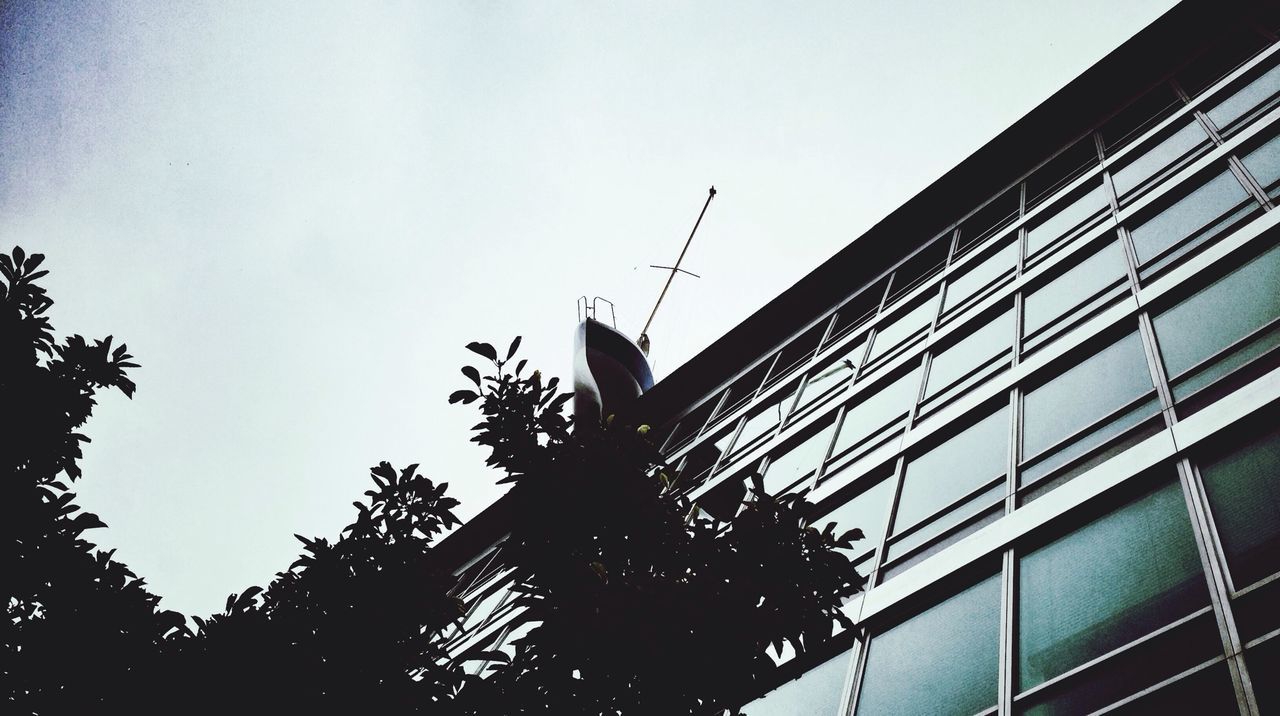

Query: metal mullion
<box><xmin>1019</xmin><ymin>388</ymin><xmax>1159</xmax><ymax>468</ymax></box>
<box><xmin>1007</xmin><ymin>387</ymin><xmax>1021</xmax><ymax>514</ymax></box>
<box><xmin>1228</xmin><ymin>154</ymin><xmax>1276</xmax><ymax>210</ymax></box>
<box><xmin>866</xmin><ymin>455</ymin><xmax>908</xmax><ymax>590</ymax></box>
<box><xmin>1137</xmin><ymin>310</ymin><xmax>1179</xmax><ymax>419</ymax></box>
<box><xmin>883</xmin><ymin>473</ymin><xmax>1006</xmax><ymax>549</ymax></box>
<box><xmin>835</xmin><ymin>637</ymin><xmax>865</xmax><ymax>716</ymax></box>
<box><xmin>998</xmin><ymin>548</ymin><xmax>1016</xmax><ymax>716</ymax></box>
<box><xmin>845</xmin><ymin>626</ymin><xmax>873</xmax><ymax>716</ymax></box>
<box><xmin>1175</xmin><ymin>456</ymin><xmax>1260</xmax><ymax>715</ymax></box>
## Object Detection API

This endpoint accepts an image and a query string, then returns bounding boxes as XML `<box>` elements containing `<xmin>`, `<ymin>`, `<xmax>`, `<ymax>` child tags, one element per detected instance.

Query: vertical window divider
<box><xmin>1117</xmin><ymin>225</ymin><xmax>1145</xmax><ymax>295</ymax></box>
<box><xmin>1174</xmin><ymin>457</ymin><xmax>1261</xmax><ymax>715</ymax></box>
<box><xmin>1137</xmin><ymin>311</ymin><xmax>1179</xmax><ymax>421</ymax></box>
<box><xmin>1228</xmin><ymin>154</ymin><xmax>1275</xmax><ymax>210</ymax></box>
<box><xmin>868</xmin><ymin>455</ymin><xmax>908</xmax><ymax>590</ymax></box>
<box><xmin>845</xmin><ymin>625</ymin><xmax>873</xmax><ymax>716</ymax></box>
<box><xmin>835</xmin><ymin>638</ymin><xmax>865</xmax><ymax>716</ymax></box>
<box><xmin>997</xmin><ymin>548</ymin><xmax>1016</xmax><ymax>716</ymax></box>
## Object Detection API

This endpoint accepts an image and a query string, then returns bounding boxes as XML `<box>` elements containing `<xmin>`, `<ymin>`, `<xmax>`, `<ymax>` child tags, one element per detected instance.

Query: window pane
<box><xmin>732</xmin><ymin>387</ymin><xmax>796</xmax><ymax>455</ymax></box>
<box><xmin>1242</xmin><ymin>132</ymin><xmax>1280</xmax><ymax>199</ymax></box>
<box><xmin>867</xmin><ymin>292</ymin><xmax>938</xmax><ymax>363</ymax></box>
<box><xmin>1027</xmin><ymin>182</ymin><xmax>1108</xmax><ymax>257</ymax></box>
<box><xmin>1128</xmin><ymin>170</ymin><xmax>1253</xmax><ymax>266</ymax></box>
<box><xmin>794</xmin><ymin>340</ymin><xmax>864</xmax><ymax>418</ymax></box>
<box><xmin>1248</xmin><ymin>636</ymin><xmax>1280</xmax><ymax>715</ymax></box>
<box><xmin>1023</xmin><ymin>240</ymin><xmax>1128</xmax><ymax>338</ymax></box>
<box><xmin>1022</xmin><ymin>332</ymin><xmax>1154</xmax><ymax>462</ymax></box>
<box><xmin>829</xmin><ymin>278</ymin><xmax>888</xmax><ymax>345</ymax></box>
<box><xmin>856</xmin><ymin>573</ymin><xmax>1000</xmax><ymax>716</ymax></box>
<box><xmin>743</xmin><ymin>649</ymin><xmax>851</xmax><ymax>716</ymax></box>
<box><xmin>1103</xmin><ymin>662</ymin><xmax>1239</xmax><ymax>716</ymax></box>
<box><xmin>1152</xmin><ymin>242</ymin><xmax>1280</xmax><ymax>394</ymax></box>
<box><xmin>830</xmin><ymin>368</ymin><xmax>922</xmax><ymax>461</ymax></box>
<box><xmin>886</xmin><ymin>237</ymin><xmax>949</xmax><ymax>304</ymax></box>
<box><xmin>1199</xmin><ymin>426</ymin><xmax>1280</xmax><ymax>590</ymax></box>
<box><xmin>943</xmin><ymin>238</ymin><xmax>1017</xmax><ymax>312</ymax></box>
<box><xmin>896</xmin><ymin>408</ymin><xmax>1009</xmax><ymax>533</ymax></box>
<box><xmin>1026</xmin><ymin>137</ymin><xmax>1101</xmax><ymax>209</ymax></box>
<box><xmin>767</xmin><ymin>322</ymin><xmax>828</xmax><ymax>387</ymax></box>
<box><xmin>763</xmin><ymin>421</ymin><xmax>836</xmax><ymax>494</ymax></box>
<box><xmin>679</xmin><ymin>426</ymin><xmax>736</xmax><ymax>482</ymax></box>
<box><xmin>1207</xmin><ymin>61</ymin><xmax>1280</xmax><ymax>132</ymax></box>
<box><xmin>816</xmin><ymin>471</ymin><xmax>895</xmax><ymax>564</ymax></box>
<box><xmin>1099</xmin><ymin>83</ymin><xmax>1182</xmax><ymax>154</ymax></box>
<box><xmin>1111</xmin><ymin>121</ymin><xmax>1210</xmax><ymax>198</ymax></box>
<box><xmin>713</xmin><ymin>361</ymin><xmax>771</xmax><ymax>425</ymax></box>
<box><xmin>925</xmin><ymin>309</ymin><xmax>1013</xmax><ymax>397</ymax></box>
<box><xmin>957</xmin><ymin>188</ymin><xmax>1019</xmax><ymax>253</ymax></box>
<box><xmin>1018</xmin><ymin>480</ymin><xmax>1209</xmax><ymax>690</ymax></box>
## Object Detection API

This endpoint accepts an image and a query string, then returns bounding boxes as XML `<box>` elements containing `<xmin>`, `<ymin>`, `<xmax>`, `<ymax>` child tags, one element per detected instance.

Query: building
<box><xmin>437</xmin><ymin>1</ymin><xmax>1280</xmax><ymax>712</ymax></box>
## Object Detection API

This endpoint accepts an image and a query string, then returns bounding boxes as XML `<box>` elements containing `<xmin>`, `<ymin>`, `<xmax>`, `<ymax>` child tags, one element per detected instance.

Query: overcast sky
<box><xmin>1</xmin><ymin>0</ymin><xmax>1177</xmax><ymax>618</ymax></box>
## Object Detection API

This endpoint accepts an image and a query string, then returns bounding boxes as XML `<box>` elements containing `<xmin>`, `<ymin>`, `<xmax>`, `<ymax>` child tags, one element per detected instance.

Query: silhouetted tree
<box><xmin>3</xmin><ymin>246</ymin><xmax>863</xmax><ymax>715</ymax></box>
<box><xmin>448</xmin><ymin>340</ymin><xmax>866</xmax><ymax>715</ymax></box>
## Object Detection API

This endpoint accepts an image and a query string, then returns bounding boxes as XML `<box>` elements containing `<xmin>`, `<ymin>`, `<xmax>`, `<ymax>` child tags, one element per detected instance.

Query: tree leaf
<box><xmin>449</xmin><ymin>389</ymin><xmax>479</xmax><ymax>405</ymax></box>
<box><xmin>461</xmin><ymin>365</ymin><xmax>481</xmax><ymax>386</ymax></box>
<box><xmin>465</xmin><ymin>341</ymin><xmax>498</xmax><ymax>362</ymax></box>
<box><xmin>506</xmin><ymin>336</ymin><xmax>522</xmax><ymax>360</ymax></box>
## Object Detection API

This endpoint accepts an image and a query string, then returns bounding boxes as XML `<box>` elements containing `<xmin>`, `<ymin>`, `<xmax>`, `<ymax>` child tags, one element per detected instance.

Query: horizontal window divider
<box><xmin>1020</xmin><ymin>390</ymin><xmax>1161</xmax><ymax>471</ymax></box>
<box><xmin>1011</xmin><ymin>604</ymin><xmax>1214</xmax><ymax>703</ymax></box>
<box><xmin>925</xmin><ymin>347</ymin><xmax>1012</xmax><ymax>399</ymax></box>
<box><xmin>1137</xmin><ymin>201</ymin><xmax>1261</xmax><ymax>280</ymax></box>
<box><xmin>1086</xmin><ymin>655</ymin><xmax>1227</xmax><ymax>716</ymax></box>
<box><xmin>1244</xmin><ymin>625</ymin><xmax>1280</xmax><ymax>652</ymax></box>
<box><xmin>824</xmin><ymin>422</ymin><xmax>909</xmax><ymax>477</ymax></box>
<box><xmin>1230</xmin><ymin>566</ymin><xmax>1280</xmax><ymax>601</ymax></box>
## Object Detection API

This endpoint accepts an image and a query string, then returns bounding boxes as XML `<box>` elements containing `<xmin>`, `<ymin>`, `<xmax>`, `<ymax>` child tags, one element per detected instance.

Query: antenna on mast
<box><xmin>638</xmin><ymin>185</ymin><xmax>716</xmax><ymax>356</ymax></box>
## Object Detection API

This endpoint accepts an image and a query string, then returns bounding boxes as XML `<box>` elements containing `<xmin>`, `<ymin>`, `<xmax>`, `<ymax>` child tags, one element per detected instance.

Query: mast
<box><xmin>638</xmin><ymin>185</ymin><xmax>716</xmax><ymax>355</ymax></box>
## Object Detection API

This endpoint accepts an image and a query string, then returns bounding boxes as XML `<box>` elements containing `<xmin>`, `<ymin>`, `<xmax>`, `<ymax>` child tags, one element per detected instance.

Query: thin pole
<box><xmin>640</xmin><ymin>186</ymin><xmax>716</xmax><ymax>341</ymax></box>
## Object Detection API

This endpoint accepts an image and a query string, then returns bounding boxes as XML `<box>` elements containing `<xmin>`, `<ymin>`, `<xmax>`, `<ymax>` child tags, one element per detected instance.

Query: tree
<box><xmin>448</xmin><ymin>341</ymin><xmax>866</xmax><ymax>715</ymax></box>
<box><xmin>2</xmin><ymin>246</ymin><xmax>864</xmax><ymax>715</ymax></box>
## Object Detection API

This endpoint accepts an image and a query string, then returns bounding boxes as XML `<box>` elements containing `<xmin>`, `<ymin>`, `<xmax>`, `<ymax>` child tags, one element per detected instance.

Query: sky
<box><xmin>0</xmin><ymin>0</ymin><xmax>1177</xmax><ymax>618</ymax></box>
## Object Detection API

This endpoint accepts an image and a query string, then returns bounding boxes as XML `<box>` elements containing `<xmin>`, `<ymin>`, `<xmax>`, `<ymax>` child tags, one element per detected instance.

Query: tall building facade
<box><xmin>437</xmin><ymin>2</ymin><xmax>1280</xmax><ymax>713</ymax></box>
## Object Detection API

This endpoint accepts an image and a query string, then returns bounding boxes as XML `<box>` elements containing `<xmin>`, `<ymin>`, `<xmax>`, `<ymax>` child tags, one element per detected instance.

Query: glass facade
<box><xmin>442</xmin><ymin>14</ymin><xmax>1280</xmax><ymax>715</ymax></box>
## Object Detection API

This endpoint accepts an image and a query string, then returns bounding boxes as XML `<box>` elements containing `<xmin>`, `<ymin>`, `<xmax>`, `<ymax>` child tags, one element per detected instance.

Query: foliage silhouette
<box><xmin>3</xmin><ymin>246</ymin><xmax>864</xmax><ymax>715</ymax></box>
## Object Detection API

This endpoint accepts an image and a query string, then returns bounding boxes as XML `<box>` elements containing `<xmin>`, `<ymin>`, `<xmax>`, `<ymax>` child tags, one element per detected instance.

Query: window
<box><xmin>942</xmin><ymin>236</ymin><xmax>1017</xmax><ymax>314</ymax></box>
<box><xmin>729</xmin><ymin>384</ymin><xmax>798</xmax><ymax>458</ymax></box>
<box><xmin>765</xmin><ymin>321</ymin><xmax>829</xmax><ymax>388</ymax></box>
<box><xmin>1241</xmin><ymin>131</ymin><xmax>1280</xmax><ymax>199</ymax></box>
<box><xmin>1025</xmin><ymin>136</ymin><xmax>1100</xmax><ymax>210</ymax></box>
<box><xmin>792</xmin><ymin>339</ymin><xmax>865</xmax><ymax>424</ymax></box>
<box><xmin>711</xmin><ymin>361</ymin><xmax>772</xmax><ymax>427</ymax></box>
<box><xmin>1016</xmin><ymin>480</ymin><xmax>1213</xmax><ymax>713</ymax></box>
<box><xmin>1198</xmin><ymin>425</ymin><xmax>1280</xmax><ymax>591</ymax></box>
<box><xmin>1128</xmin><ymin>169</ymin><xmax>1257</xmax><ymax>276</ymax></box>
<box><xmin>678</xmin><ymin>425</ymin><xmax>736</xmax><ymax>484</ymax></box>
<box><xmin>1026</xmin><ymin>180</ymin><xmax>1109</xmax><ymax>258</ymax></box>
<box><xmin>814</xmin><ymin>467</ymin><xmax>896</xmax><ymax>570</ymax></box>
<box><xmin>1020</xmin><ymin>332</ymin><xmax>1160</xmax><ymax>494</ymax></box>
<box><xmin>957</xmin><ymin>188</ymin><xmax>1018</xmax><ymax>253</ymax></box>
<box><xmin>884</xmin><ymin>236</ymin><xmax>949</xmax><ymax>305</ymax></box>
<box><xmin>1151</xmin><ymin>241</ymin><xmax>1280</xmax><ymax>407</ymax></box>
<box><xmin>865</xmin><ymin>290</ymin><xmax>939</xmax><ymax>365</ymax></box>
<box><xmin>924</xmin><ymin>307</ymin><xmax>1014</xmax><ymax>402</ymax></box>
<box><xmin>1021</xmin><ymin>239</ymin><xmax>1129</xmax><ymax>353</ymax></box>
<box><xmin>663</xmin><ymin>397</ymin><xmax>719</xmax><ymax>452</ymax></box>
<box><xmin>1205</xmin><ymin>58</ymin><xmax>1280</xmax><ymax>134</ymax></box>
<box><xmin>828</xmin><ymin>277</ymin><xmax>888</xmax><ymax>346</ymax></box>
<box><xmin>761</xmin><ymin>420</ymin><xmax>836</xmax><ymax>495</ymax></box>
<box><xmin>855</xmin><ymin>573</ymin><xmax>1001</xmax><ymax>716</ymax></box>
<box><xmin>1099</xmin><ymin>83</ymin><xmax>1183</xmax><ymax>154</ymax></box>
<box><xmin>1110</xmin><ymin>120</ymin><xmax>1211</xmax><ymax>199</ymax></box>
<box><xmin>741</xmin><ymin>649</ymin><xmax>852</xmax><ymax>716</ymax></box>
<box><xmin>883</xmin><ymin>407</ymin><xmax>1008</xmax><ymax>577</ymax></box>
<box><xmin>1175</xmin><ymin>28</ymin><xmax>1269</xmax><ymax>98</ymax></box>
<box><xmin>828</xmin><ymin>367</ymin><xmax>922</xmax><ymax>472</ymax></box>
